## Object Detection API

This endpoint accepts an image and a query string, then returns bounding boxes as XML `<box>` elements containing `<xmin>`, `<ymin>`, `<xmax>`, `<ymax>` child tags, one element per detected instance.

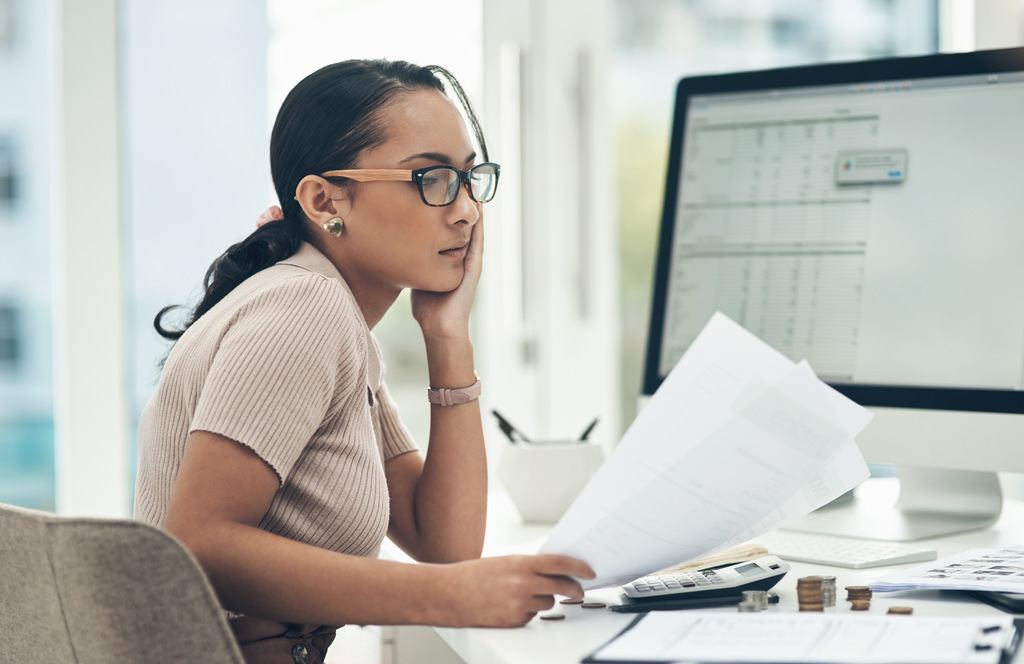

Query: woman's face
<box><xmin>332</xmin><ymin>88</ymin><xmax>482</xmax><ymax>293</ymax></box>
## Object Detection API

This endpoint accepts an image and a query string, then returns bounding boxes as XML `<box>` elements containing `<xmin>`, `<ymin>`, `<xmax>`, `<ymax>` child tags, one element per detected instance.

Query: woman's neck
<box><xmin>308</xmin><ymin>236</ymin><xmax>400</xmax><ymax>329</ymax></box>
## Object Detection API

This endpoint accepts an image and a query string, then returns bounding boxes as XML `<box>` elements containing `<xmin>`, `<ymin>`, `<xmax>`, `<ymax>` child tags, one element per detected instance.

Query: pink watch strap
<box><xmin>427</xmin><ymin>377</ymin><xmax>482</xmax><ymax>406</ymax></box>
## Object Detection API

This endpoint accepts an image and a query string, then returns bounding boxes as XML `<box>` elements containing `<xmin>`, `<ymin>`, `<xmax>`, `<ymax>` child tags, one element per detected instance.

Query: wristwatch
<box><xmin>427</xmin><ymin>373</ymin><xmax>482</xmax><ymax>406</ymax></box>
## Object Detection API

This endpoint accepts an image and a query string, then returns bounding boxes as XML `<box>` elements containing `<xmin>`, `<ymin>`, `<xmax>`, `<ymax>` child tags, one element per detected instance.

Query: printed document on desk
<box><xmin>873</xmin><ymin>546</ymin><xmax>1024</xmax><ymax>594</ymax></box>
<box><xmin>585</xmin><ymin>612</ymin><xmax>1016</xmax><ymax>664</ymax></box>
<box><xmin>541</xmin><ymin>313</ymin><xmax>873</xmax><ymax>589</ymax></box>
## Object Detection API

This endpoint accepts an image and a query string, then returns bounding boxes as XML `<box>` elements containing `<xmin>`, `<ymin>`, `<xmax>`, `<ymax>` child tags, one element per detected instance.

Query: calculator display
<box><xmin>735</xmin><ymin>562</ymin><xmax>762</xmax><ymax>577</ymax></box>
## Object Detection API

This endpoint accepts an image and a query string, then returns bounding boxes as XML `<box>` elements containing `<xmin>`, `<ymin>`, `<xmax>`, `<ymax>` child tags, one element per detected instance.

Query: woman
<box><xmin>134</xmin><ymin>59</ymin><xmax>594</xmax><ymax>663</ymax></box>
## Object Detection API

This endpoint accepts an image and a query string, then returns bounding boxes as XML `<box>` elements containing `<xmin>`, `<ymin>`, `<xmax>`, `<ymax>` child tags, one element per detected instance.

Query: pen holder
<box><xmin>497</xmin><ymin>440</ymin><xmax>605</xmax><ymax>524</ymax></box>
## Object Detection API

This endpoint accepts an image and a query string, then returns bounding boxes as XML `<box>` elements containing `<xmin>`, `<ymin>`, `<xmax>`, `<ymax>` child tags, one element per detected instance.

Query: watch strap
<box><xmin>427</xmin><ymin>377</ymin><xmax>482</xmax><ymax>407</ymax></box>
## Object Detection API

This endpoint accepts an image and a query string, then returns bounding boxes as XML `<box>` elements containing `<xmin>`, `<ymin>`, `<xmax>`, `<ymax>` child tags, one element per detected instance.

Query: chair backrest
<box><xmin>0</xmin><ymin>502</ymin><xmax>244</xmax><ymax>664</ymax></box>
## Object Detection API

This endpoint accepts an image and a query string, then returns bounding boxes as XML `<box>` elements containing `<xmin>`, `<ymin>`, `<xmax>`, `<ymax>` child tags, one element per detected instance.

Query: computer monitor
<box><xmin>643</xmin><ymin>47</ymin><xmax>1024</xmax><ymax>541</ymax></box>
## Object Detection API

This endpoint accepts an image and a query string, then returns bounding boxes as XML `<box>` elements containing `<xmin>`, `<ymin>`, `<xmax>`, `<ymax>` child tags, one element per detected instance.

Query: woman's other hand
<box><xmin>411</xmin><ymin>218</ymin><xmax>483</xmax><ymax>341</ymax></box>
<box><xmin>256</xmin><ymin>205</ymin><xmax>284</xmax><ymax>228</ymax></box>
<box><xmin>433</xmin><ymin>553</ymin><xmax>595</xmax><ymax>628</ymax></box>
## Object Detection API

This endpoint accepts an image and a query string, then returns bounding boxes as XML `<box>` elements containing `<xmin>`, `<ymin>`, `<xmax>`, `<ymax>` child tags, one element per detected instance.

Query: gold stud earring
<box><xmin>323</xmin><ymin>217</ymin><xmax>344</xmax><ymax>237</ymax></box>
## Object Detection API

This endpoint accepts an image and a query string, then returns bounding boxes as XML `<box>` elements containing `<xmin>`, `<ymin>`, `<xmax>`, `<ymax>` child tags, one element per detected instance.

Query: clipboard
<box><xmin>581</xmin><ymin>615</ymin><xmax>1024</xmax><ymax>664</ymax></box>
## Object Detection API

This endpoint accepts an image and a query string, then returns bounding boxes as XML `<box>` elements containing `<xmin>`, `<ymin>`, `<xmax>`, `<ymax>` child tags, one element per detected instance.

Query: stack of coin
<box><xmin>740</xmin><ymin>590</ymin><xmax>769</xmax><ymax>611</ymax></box>
<box><xmin>797</xmin><ymin>576</ymin><xmax>824</xmax><ymax>612</ymax></box>
<box><xmin>846</xmin><ymin>585</ymin><xmax>872</xmax><ymax>611</ymax></box>
<box><xmin>820</xmin><ymin>576</ymin><xmax>837</xmax><ymax>607</ymax></box>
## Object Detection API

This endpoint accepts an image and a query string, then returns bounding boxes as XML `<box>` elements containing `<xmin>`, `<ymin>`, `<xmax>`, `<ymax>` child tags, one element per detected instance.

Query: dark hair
<box><xmin>153</xmin><ymin>59</ymin><xmax>488</xmax><ymax>343</ymax></box>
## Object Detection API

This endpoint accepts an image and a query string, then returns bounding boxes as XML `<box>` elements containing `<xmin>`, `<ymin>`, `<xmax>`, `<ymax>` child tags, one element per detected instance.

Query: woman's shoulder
<box><xmin>234</xmin><ymin>267</ymin><xmax>361</xmax><ymax>329</ymax></box>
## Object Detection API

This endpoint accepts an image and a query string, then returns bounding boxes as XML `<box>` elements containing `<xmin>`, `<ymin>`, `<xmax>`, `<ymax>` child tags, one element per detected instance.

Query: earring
<box><xmin>323</xmin><ymin>216</ymin><xmax>344</xmax><ymax>237</ymax></box>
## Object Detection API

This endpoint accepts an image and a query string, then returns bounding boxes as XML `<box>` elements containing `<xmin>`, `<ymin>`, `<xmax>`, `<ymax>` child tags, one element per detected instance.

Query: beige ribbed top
<box><xmin>133</xmin><ymin>241</ymin><xmax>419</xmax><ymax>564</ymax></box>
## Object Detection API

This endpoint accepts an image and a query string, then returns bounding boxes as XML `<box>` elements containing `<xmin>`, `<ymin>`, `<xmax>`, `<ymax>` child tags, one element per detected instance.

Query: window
<box><xmin>0</xmin><ymin>137</ymin><xmax>17</xmax><ymax>214</ymax></box>
<box><xmin>0</xmin><ymin>303</ymin><xmax>20</xmax><ymax>370</ymax></box>
<box><xmin>0</xmin><ymin>0</ymin><xmax>13</xmax><ymax>52</ymax></box>
<box><xmin>0</xmin><ymin>0</ymin><xmax>55</xmax><ymax>510</ymax></box>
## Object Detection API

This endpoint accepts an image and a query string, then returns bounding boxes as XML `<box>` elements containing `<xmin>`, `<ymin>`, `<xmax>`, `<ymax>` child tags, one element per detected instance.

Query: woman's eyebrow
<box><xmin>400</xmin><ymin>151</ymin><xmax>477</xmax><ymax>165</ymax></box>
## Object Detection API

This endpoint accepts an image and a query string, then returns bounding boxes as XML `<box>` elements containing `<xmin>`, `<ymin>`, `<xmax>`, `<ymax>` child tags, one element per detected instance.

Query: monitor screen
<box><xmin>645</xmin><ymin>49</ymin><xmax>1024</xmax><ymax>412</ymax></box>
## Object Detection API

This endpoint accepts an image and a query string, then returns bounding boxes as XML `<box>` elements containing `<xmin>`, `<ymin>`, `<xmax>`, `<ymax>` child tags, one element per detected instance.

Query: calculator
<box><xmin>621</xmin><ymin>555</ymin><xmax>790</xmax><ymax>600</ymax></box>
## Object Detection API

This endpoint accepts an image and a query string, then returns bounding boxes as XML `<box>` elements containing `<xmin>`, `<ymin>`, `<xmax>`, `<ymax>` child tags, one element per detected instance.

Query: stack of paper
<box><xmin>873</xmin><ymin>546</ymin><xmax>1024</xmax><ymax>594</ymax></box>
<box><xmin>541</xmin><ymin>313</ymin><xmax>873</xmax><ymax>589</ymax></box>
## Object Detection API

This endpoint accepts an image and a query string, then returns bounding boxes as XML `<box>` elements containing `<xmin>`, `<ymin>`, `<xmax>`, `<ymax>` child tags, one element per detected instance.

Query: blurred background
<box><xmin>1</xmin><ymin>0</ymin><xmax>1022</xmax><ymax>517</ymax></box>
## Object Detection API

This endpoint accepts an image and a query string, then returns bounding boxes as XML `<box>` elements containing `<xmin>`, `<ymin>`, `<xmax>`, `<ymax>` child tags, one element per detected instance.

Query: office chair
<box><xmin>0</xmin><ymin>501</ymin><xmax>244</xmax><ymax>663</ymax></box>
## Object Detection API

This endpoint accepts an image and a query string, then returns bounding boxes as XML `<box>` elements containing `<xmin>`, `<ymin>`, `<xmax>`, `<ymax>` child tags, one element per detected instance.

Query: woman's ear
<box><xmin>294</xmin><ymin>175</ymin><xmax>351</xmax><ymax>223</ymax></box>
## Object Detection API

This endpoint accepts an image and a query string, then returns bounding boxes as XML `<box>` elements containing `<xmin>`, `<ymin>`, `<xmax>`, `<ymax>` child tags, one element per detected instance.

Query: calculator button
<box><xmin>693</xmin><ymin>576</ymin><xmax>711</xmax><ymax>586</ymax></box>
<box><xmin>635</xmin><ymin>586</ymin><xmax>652</xmax><ymax>593</ymax></box>
<box><xmin>665</xmin><ymin>580</ymin><xmax>680</xmax><ymax>589</ymax></box>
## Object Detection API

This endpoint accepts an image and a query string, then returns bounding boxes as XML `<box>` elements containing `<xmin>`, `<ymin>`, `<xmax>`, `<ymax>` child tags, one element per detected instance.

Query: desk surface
<box><xmin>396</xmin><ymin>478</ymin><xmax>1024</xmax><ymax>664</ymax></box>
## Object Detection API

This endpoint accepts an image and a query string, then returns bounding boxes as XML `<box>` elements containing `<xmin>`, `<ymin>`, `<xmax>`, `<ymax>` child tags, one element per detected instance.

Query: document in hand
<box><xmin>541</xmin><ymin>313</ymin><xmax>873</xmax><ymax>589</ymax></box>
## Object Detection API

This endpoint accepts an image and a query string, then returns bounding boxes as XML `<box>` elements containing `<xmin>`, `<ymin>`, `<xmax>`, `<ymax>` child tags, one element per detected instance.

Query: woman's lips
<box><xmin>440</xmin><ymin>245</ymin><xmax>468</xmax><ymax>258</ymax></box>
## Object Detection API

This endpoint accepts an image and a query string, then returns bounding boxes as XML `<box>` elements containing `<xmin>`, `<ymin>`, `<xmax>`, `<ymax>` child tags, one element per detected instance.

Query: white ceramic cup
<box><xmin>496</xmin><ymin>440</ymin><xmax>605</xmax><ymax>524</ymax></box>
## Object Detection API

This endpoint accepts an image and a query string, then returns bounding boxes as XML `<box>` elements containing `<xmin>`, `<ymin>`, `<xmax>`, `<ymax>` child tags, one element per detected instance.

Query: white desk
<box><xmin>385</xmin><ymin>479</ymin><xmax>1024</xmax><ymax>664</ymax></box>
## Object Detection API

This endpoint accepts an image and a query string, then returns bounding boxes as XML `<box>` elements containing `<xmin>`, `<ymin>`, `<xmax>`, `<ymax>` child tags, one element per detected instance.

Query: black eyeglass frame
<box><xmin>320</xmin><ymin>162</ymin><xmax>501</xmax><ymax>208</ymax></box>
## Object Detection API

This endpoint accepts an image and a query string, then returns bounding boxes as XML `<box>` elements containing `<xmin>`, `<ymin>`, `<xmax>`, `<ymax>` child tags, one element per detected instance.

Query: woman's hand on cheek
<box><xmin>411</xmin><ymin>219</ymin><xmax>483</xmax><ymax>342</ymax></box>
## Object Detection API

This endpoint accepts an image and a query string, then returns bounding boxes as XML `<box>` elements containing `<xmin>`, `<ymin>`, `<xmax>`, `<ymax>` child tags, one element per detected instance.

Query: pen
<box><xmin>491</xmin><ymin>409</ymin><xmax>531</xmax><ymax>443</ymax></box>
<box><xmin>579</xmin><ymin>417</ymin><xmax>599</xmax><ymax>441</ymax></box>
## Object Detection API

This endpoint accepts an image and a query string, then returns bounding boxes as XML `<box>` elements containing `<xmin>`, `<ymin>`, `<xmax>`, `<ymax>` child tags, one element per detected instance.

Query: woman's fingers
<box><xmin>531</xmin><ymin>554</ymin><xmax>596</xmax><ymax>580</ymax></box>
<box><xmin>256</xmin><ymin>205</ymin><xmax>284</xmax><ymax>228</ymax></box>
<box><xmin>463</xmin><ymin>218</ymin><xmax>483</xmax><ymax>277</ymax></box>
<box><xmin>536</xmin><ymin>574</ymin><xmax>585</xmax><ymax>600</ymax></box>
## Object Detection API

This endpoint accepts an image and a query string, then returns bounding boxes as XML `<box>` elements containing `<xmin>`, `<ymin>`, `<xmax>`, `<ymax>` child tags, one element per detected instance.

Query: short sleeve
<box><xmin>376</xmin><ymin>381</ymin><xmax>420</xmax><ymax>461</ymax></box>
<box><xmin>189</xmin><ymin>274</ymin><xmax>363</xmax><ymax>484</ymax></box>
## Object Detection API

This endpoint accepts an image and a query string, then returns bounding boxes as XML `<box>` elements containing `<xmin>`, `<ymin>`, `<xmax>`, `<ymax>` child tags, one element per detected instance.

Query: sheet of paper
<box><xmin>540</xmin><ymin>313</ymin><xmax>872</xmax><ymax>589</ymax></box>
<box><xmin>873</xmin><ymin>546</ymin><xmax>1024</xmax><ymax>593</ymax></box>
<box><xmin>591</xmin><ymin>612</ymin><xmax>1013</xmax><ymax>664</ymax></box>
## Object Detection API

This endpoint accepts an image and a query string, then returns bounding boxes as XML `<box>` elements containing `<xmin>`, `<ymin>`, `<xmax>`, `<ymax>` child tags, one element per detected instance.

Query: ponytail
<box><xmin>153</xmin><ymin>217</ymin><xmax>303</xmax><ymax>340</ymax></box>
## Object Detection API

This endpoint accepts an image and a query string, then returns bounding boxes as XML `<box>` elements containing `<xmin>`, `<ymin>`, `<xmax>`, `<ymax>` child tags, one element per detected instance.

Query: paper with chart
<box><xmin>589</xmin><ymin>613</ymin><xmax>1014</xmax><ymax>664</ymax></box>
<box><xmin>540</xmin><ymin>312</ymin><xmax>872</xmax><ymax>589</ymax></box>
<box><xmin>873</xmin><ymin>546</ymin><xmax>1024</xmax><ymax>594</ymax></box>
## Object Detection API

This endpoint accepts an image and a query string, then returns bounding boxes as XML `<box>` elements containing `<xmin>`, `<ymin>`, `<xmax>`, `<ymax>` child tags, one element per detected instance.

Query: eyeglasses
<box><xmin>321</xmin><ymin>162</ymin><xmax>500</xmax><ymax>207</ymax></box>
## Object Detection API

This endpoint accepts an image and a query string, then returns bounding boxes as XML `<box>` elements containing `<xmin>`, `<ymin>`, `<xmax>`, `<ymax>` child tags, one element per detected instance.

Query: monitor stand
<box><xmin>782</xmin><ymin>467</ymin><xmax>1003</xmax><ymax>541</ymax></box>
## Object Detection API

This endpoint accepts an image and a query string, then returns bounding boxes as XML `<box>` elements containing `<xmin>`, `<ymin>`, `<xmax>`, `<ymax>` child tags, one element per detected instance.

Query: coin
<box><xmin>581</xmin><ymin>602</ymin><xmax>607</xmax><ymax>609</ymax></box>
<box><xmin>737</xmin><ymin>601</ymin><xmax>760</xmax><ymax>612</ymax></box>
<box><xmin>540</xmin><ymin>613</ymin><xmax>566</xmax><ymax>621</ymax></box>
<box><xmin>887</xmin><ymin>606</ymin><xmax>913</xmax><ymax>615</ymax></box>
<box><xmin>850</xmin><ymin>600</ymin><xmax>871</xmax><ymax>611</ymax></box>
<box><xmin>559</xmin><ymin>598</ymin><xmax>584</xmax><ymax>605</ymax></box>
<box><xmin>820</xmin><ymin>576</ymin><xmax>837</xmax><ymax>607</ymax></box>
<box><xmin>742</xmin><ymin>590</ymin><xmax>769</xmax><ymax>610</ymax></box>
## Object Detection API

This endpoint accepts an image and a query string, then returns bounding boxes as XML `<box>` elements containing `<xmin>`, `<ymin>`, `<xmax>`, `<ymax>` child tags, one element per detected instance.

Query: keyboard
<box><xmin>761</xmin><ymin>531</ymin><xmax>938</xmax><ymax>569</ymax></box>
